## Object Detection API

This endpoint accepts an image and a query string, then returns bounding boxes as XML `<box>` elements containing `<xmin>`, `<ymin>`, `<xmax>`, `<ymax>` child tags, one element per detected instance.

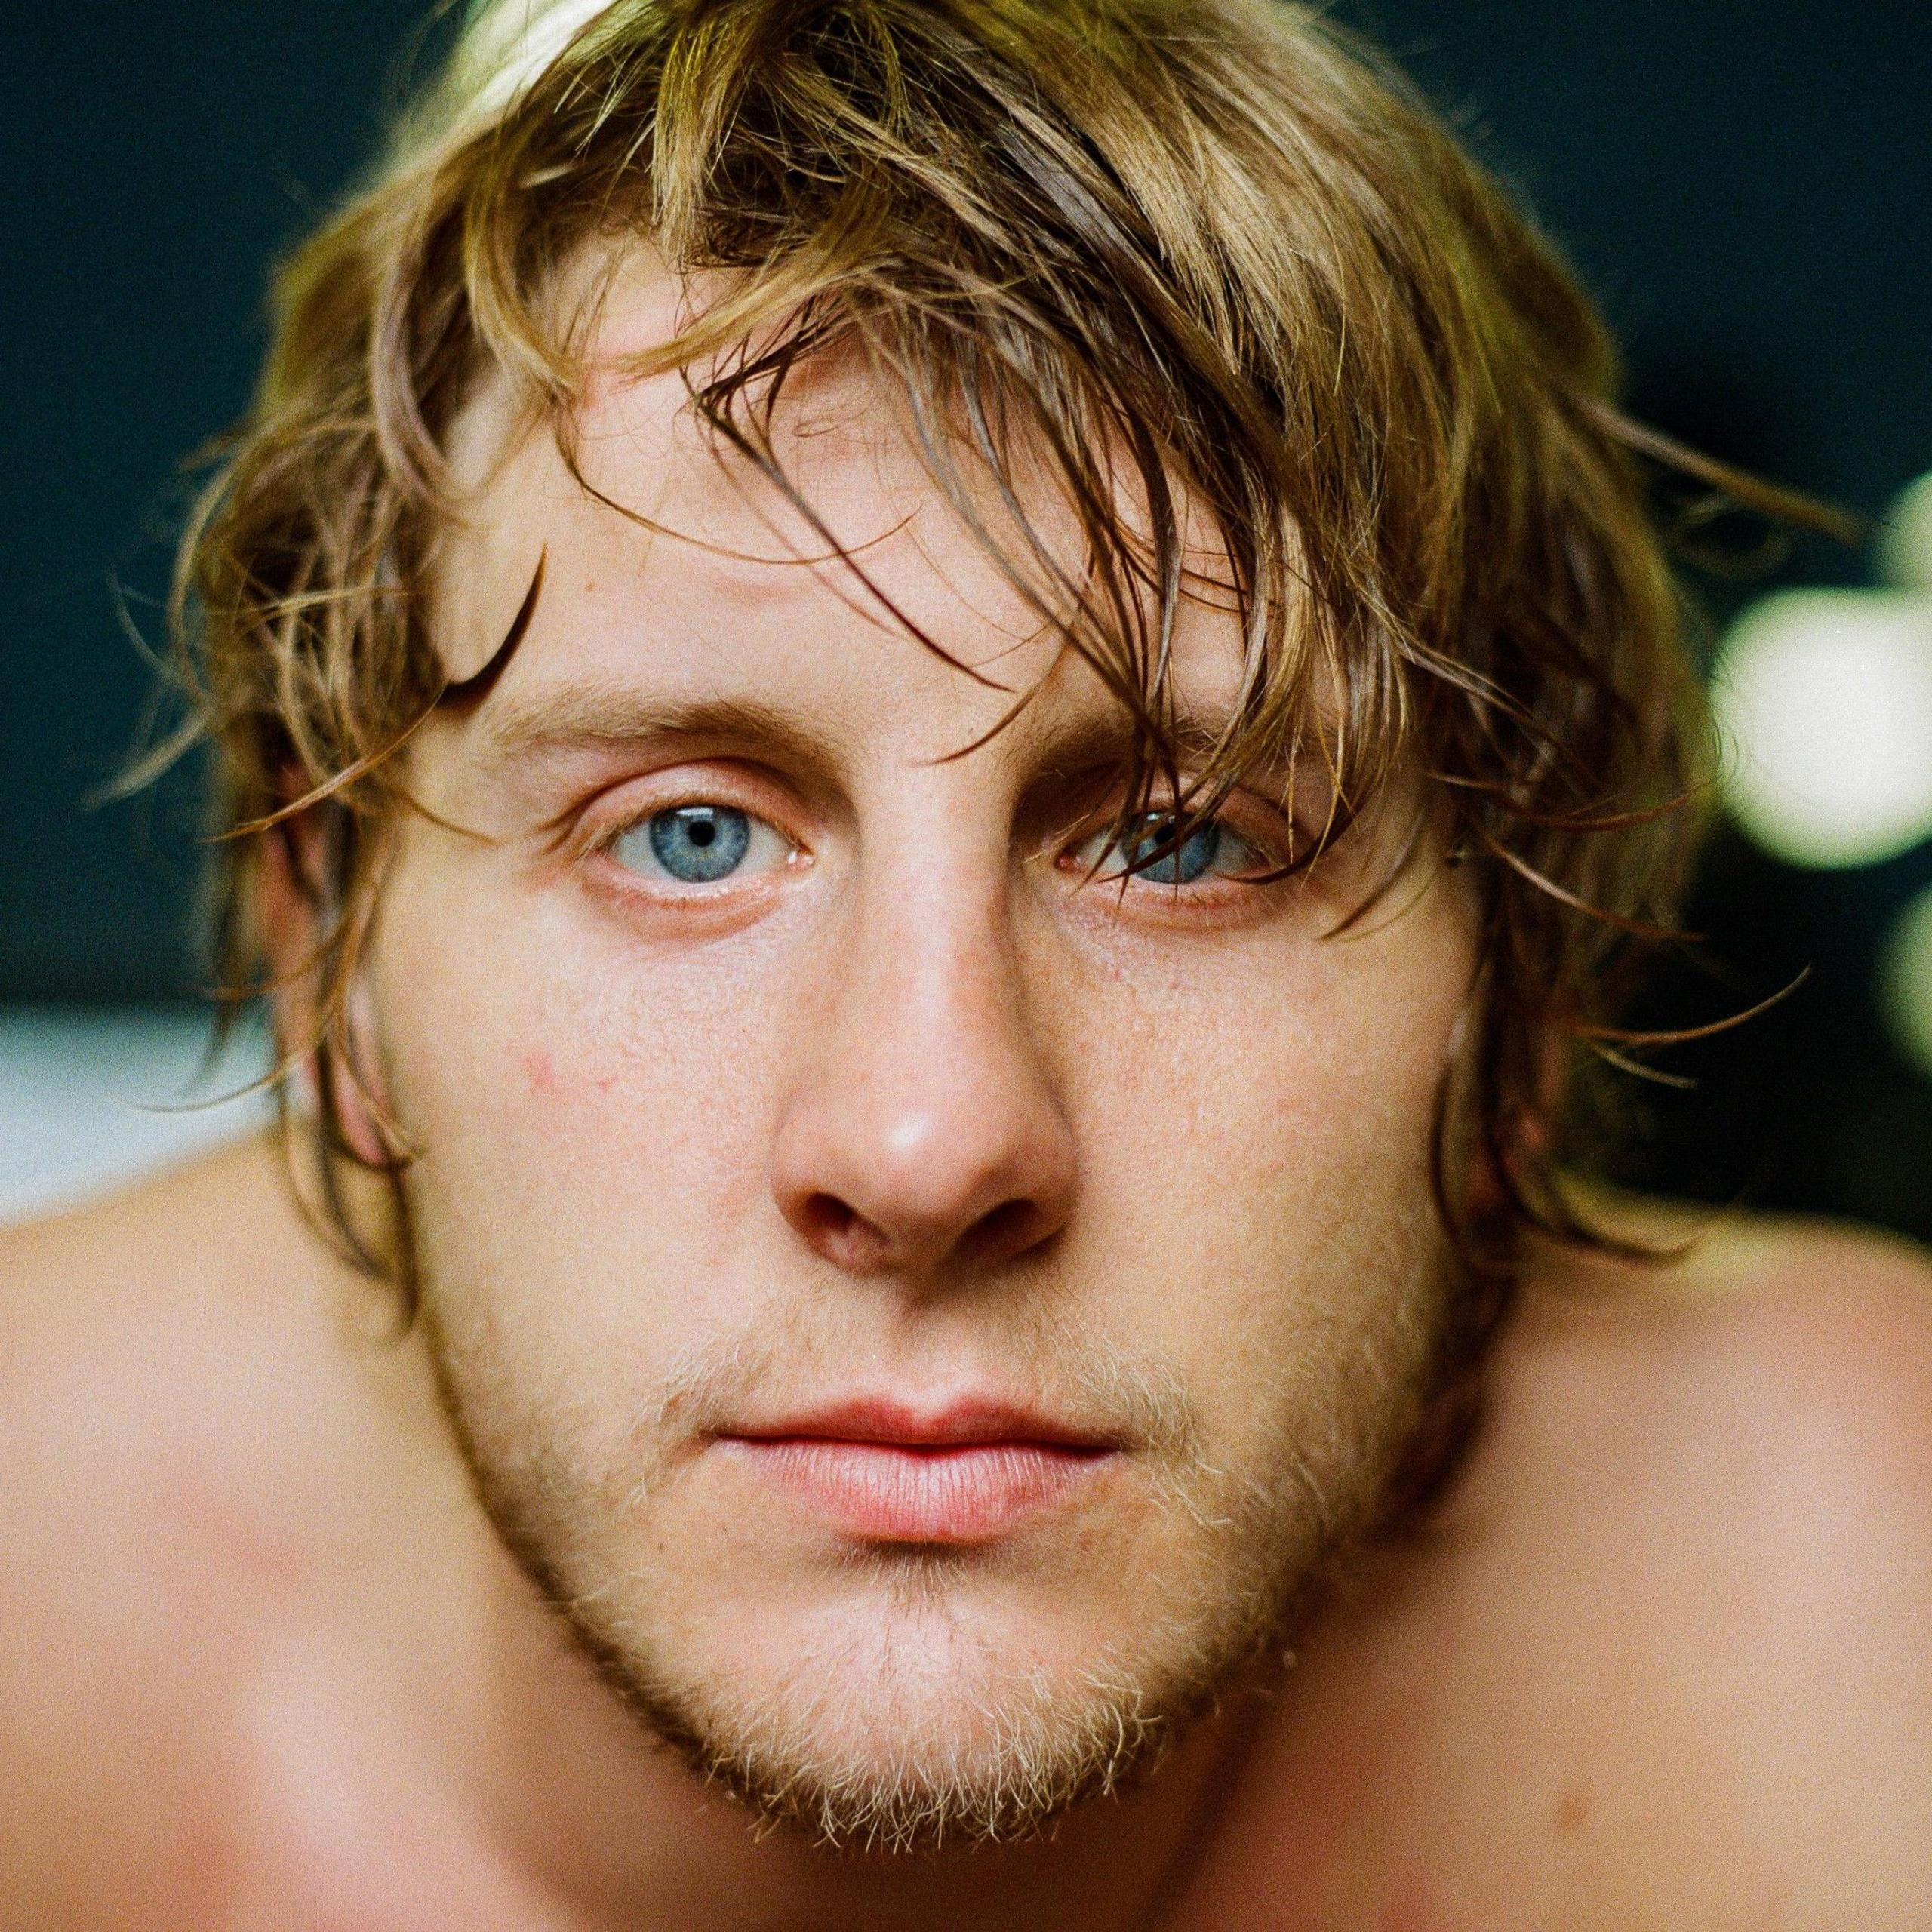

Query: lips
<box><xmin>714</xmin><ymin>1399</ymin><xmax>1119</xmax><ymax>1543</ymax></box>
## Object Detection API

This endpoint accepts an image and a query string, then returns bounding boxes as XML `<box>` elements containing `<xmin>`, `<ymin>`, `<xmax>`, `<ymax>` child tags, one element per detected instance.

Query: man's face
<box><xmin>365</xmin><ymin>260</ymin><xmax>1477</xmax><ymax>1847</ymax></box>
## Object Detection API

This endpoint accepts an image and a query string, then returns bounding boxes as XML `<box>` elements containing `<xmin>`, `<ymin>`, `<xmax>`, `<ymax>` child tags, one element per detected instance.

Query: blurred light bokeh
<box><xmin>1878</xmin><ymin>469</ymin><xmax>1932</xmax><ymax>592</ymax></box>
<box><xmin>1713</xmin><ymin>580</ymin><xmax>1932</xmax><ymax>870</ymax></box>
<box><xmin>1881</xmin><ymin>883</ymin><xmax>1932</xmax><ymax>1084</ymax></box>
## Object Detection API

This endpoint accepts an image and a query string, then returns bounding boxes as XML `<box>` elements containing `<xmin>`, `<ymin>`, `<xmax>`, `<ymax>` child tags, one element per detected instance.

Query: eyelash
<box><xmin>573</xmin><ymin>783</ymin><xmax>1300</xmax><ymax>913</ymax></box>
<box><xmin>579</xmin><ymin>785</ymin><xmax>807</xmax><ymax>875</ymax></box>
<box><xmin>1049</xmin><ymin>805</ymin><xmax>1303</xmax><ymax>924</ymax></box>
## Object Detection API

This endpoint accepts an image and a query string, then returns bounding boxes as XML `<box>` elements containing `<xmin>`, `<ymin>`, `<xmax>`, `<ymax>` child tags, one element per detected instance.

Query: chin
<box><xmin>411</xmin><ymin>1224</ymin><xmax>1453</xmax><ymax>1850</ymax></box>
<box><xmin>562</xmin><ymin>1552</ymin><xmax>1252</xmax><ymax>1850</ymax></box>
<box><xmin>496</xmin><ymin>1438</ymin><xmax>1329</xmax><ymax>1852</ymax></box>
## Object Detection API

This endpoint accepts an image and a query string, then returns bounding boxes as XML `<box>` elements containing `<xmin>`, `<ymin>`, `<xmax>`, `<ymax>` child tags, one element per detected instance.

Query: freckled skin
<box><xmin>3</xmin><ymin>256</ymin><xmax>1931</xmax><ymax>1930</ymax></box>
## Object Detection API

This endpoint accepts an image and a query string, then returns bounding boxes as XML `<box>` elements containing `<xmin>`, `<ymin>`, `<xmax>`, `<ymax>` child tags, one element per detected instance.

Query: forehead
<box><xmin>433</xmin><ymin>252</ymin><xmax>1257</xmax><ymax>764</ymax></box>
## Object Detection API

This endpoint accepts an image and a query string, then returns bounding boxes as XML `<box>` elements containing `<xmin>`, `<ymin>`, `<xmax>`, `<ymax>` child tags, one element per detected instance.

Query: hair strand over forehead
<box><xmin>162</xmin><ymin>0</ymin><xmax>1844</xmax><ymax>1484</ymax></box>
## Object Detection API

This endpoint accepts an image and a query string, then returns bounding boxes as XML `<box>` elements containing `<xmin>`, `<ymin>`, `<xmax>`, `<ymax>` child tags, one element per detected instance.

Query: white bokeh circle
<box><xmin>1879</xmin><ymin>881</ymin><xmax>1932</xmax><ymax>1082</ymax></box>
<box><xmin>1712</xmin><ymin>589</ymin><xmax>1932</xmax><ymax>869</ymax></box>
<box><xmin>1878</xmin><ymin>469</ymin><xmax>1932</xmax><ymax>592</ymax></box>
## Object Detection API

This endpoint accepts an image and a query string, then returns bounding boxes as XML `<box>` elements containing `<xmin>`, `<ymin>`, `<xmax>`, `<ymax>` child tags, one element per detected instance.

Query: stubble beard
<box><xmin>414</xmin><ymin>1278</ymin><xmax>1451</xmax><ymax>1854</ymax></box>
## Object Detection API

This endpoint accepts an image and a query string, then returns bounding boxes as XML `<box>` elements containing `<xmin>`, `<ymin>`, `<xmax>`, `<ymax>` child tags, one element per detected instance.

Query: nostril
<box><xmin>798</xmin><ymin>1190</ymin><xmax>898</xmax><ymax>1269</ymax></box>
<box><xmin>789</xmin><ymin>1189</ymin><xmax>1047</xmax><ymax>1272</ymax></box>
<box><xmin>958</xmin><ymin>1197</ymin><xmax>1046</xmax><ymax>1266</ymax></box>
<box><xmin>798</xmin><ymin>1192</ymin><xmax>861</xmax><ymax>1250</ymax></box>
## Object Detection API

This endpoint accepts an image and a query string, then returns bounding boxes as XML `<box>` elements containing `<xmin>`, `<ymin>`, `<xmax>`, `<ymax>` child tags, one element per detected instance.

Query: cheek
<box><xmin>369</xmin><ymin>856</ymin><xmax>800</xmax><ymax>1311</ymax></box>
<box><xmin>1055</xmin><ymin>901</ymin><xmax>1469</xmax><ymax>1403</ymax></box>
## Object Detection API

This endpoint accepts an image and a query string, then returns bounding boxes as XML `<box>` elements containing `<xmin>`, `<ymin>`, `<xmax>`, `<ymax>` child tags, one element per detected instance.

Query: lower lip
<box><xmin>718</xmin><ymin>1438</ymin><xmax>1114</xmax><ymax>1542</ymax></box>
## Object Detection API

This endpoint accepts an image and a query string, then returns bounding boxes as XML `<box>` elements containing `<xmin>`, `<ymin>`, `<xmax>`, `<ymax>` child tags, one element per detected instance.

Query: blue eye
<box><xmin>609</xmin><ymin>804</ymin><xmax>792</xmax><ymax>886</ymax></box>
<box><xmin>1074</xmin><ymin>813</ymin><xmax>1235</xmax><ymax>885</ymax></box>
<box><xmin>1124</xmin><ymin>817</ymin><xmax>1222</xmax><ymax>884</ymax></box>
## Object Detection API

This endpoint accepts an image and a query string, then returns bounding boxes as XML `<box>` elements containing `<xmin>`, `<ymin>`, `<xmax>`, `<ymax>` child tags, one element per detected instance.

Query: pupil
<box><xmin>648</xmin><ymin>804</ymin><xmax>751</xmax><ymax>883</ymax></box>
<box><xmin>1131</xmin><ymin>817</ymin><xmax>1219</xmax><ymax>884</ymax></box>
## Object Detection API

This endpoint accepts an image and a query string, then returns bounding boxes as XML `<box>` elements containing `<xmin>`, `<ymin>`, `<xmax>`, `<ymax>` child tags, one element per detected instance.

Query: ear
<box><xmin>1445</xmin><ymin>1008</ymin><xmax>1569</xmax><ymax>1238</ymax></box>
<box><xmin>258</xmin><ymin>803</ymin><xmax>396</xmax><ymax>1171</ymax></box>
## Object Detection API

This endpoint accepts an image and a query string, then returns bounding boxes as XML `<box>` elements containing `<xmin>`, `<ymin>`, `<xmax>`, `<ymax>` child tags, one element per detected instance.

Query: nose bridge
<box><xmin>832</xmin><ymin>854</ymin><xmax>1041</xmax><ymax>1177</ymax></box>
<box><xmin>869</xmin><ymin>862</ymin><xmax>1014</xmax><ymax>1070</ymax></box>
<box><xmin>771</xmin><ymin>825</ymin><xmax>1077</xmax><ymax>1276</ymax></box>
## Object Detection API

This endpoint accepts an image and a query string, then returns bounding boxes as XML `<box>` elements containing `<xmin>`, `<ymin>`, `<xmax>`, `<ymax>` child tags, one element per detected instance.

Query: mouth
<box><xmin>713</xmin><ymin>1398</ymin><xmax>1122</xmax><ymax>1543</ymax></box>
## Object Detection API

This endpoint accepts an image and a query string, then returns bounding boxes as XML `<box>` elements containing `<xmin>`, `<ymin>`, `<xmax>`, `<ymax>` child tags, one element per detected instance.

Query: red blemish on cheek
<box><xmin>518</xmin><ymin>1046</ymin><xmax>559</xmax><ymax>1096</ymax></box>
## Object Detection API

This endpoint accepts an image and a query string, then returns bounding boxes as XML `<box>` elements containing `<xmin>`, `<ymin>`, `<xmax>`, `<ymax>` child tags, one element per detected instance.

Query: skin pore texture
<box><xmin>3</xmin><ymin>252</ymin><xmax>1931</xmax><ymax>1932</ymax></box>
<box><xmin>389</xmin><ymin>255</ymin><xmax>1469</xmax><ymax>1848</ymax></box>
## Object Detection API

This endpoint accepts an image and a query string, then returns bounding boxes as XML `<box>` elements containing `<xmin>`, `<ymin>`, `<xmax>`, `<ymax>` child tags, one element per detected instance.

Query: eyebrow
<box><xmin>1011</xmin><ymin>705</ymin><xmax>1308</xmax><ymax>794</ymax></box>
<box><xmin>472</xmin><ymin>681</ymin><xmax>851</xmax><ymax>778</ymax></box>
<box><xmin>475</xmin><ymin>673</ymin><xmax>1332</xmax><ymax>815</ymax></box>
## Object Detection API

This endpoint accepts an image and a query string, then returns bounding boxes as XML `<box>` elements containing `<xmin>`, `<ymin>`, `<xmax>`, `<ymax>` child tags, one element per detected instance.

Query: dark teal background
<box><xmin>3</xmin><ymin>2</ymin><xmax>1929</xmax><ymax>1231</ymax></box>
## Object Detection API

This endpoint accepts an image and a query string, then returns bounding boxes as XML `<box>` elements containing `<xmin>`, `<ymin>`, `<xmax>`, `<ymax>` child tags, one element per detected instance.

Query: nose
<box><xmin>771</xmin><ymin>878</ymin><xmax>1078</xmax><ymax>1278</ymax></box>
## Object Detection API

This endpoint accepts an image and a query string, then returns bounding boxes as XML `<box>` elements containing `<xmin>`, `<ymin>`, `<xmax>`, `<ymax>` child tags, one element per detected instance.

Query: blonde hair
<box><xmin>170</xmin><ymin>0</ymin><xmax>1830</xmax><ymax>1355</ymax></box>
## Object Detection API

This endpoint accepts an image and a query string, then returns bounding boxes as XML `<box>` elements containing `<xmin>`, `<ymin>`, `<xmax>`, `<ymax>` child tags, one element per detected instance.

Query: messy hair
<box><xmin>168</xmin><ymin>0</ymin><xmax>1827</xmax><ymax>1385</ymax></box>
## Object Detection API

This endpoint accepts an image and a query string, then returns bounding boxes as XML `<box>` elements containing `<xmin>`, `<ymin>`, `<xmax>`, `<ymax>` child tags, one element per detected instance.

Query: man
<box><xmin>4</xmin><ymin>0</ymin><xmax>1929</xmax><ymax>1924</ymax></box>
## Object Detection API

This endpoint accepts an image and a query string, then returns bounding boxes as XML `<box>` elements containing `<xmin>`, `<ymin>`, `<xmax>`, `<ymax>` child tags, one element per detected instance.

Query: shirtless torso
<box><xmin>3</xmin><ymin>1135</ymin><xmax>1927</xmax><ymax>1931</ymax></box>
<box><xmin>23</xmin><ymin>0</ymin><xmax>1926</xmax><ymax>1919</ymax></box>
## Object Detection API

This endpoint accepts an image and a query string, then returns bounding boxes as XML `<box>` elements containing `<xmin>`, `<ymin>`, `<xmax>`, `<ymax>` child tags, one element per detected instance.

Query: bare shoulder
<box><xmin>1508</xmin><ymin>1199</ymin><xmax>1932</xmax><ymax>1528</ymax></box>
<box><xmin>0</xmin><ymin>1132</ymin><xmax>365</xmax><ymax>1465</ymax></box>
<box><xmin>5</xmin><ymin>1128</ymin><xmax>308</xmax><ymax>1320</ymax></box>
<box><xmin>1460</xmin><ymin>1204</ymin><xmax>1932</xmax><ymax>1922</ymax></box>
<box><xmin>0</xmin><ymin>1140</ymin><xmax>448</xmax><ymax>1925</ymax></box>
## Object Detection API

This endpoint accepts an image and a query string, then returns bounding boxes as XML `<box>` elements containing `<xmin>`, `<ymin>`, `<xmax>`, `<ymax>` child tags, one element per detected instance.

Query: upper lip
<box><xmin>718</xmin><ymin>1397</ymin><xmax>1118</xmax><ymax>1452</ymax></box>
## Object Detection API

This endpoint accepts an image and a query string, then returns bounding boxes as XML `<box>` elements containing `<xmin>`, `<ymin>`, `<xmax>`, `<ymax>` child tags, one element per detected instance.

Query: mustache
<box><xmin>622</xmin><ymin>1308</ymin><xmax>1208</xmax><ymax>1472</ymax></box>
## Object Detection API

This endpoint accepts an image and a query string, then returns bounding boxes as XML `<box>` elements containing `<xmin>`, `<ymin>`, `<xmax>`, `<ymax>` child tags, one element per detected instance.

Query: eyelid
<box><xmin>1058</xmin><ymin>793</ymin><xmax>1299</xmax><ymax>884</ymax></box>
<box><xmin>568</xmin><ymin>762</ymin><xmax>813</xmax><ymax>860</ymax></box>
<box><xmin>605</xmin><ymin>803</ymin><xmax>799</xmax><ymax>888</ymax></box>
